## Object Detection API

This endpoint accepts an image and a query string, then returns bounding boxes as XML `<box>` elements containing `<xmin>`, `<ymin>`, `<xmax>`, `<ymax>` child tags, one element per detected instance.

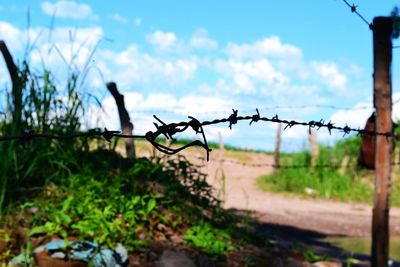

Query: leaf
<box><xmin>62</xmin><ymin>196</ymin><xmax>74</xmax><ymax>212</ymax></box>
<box><xmin>147</xmin><ymin>199</ymin><xmax>156</xmax><ymax>214</ymax></box>
<box><xmin>28</xmin><ymin>226</ymin><xmax>49</xmax><ymax>236</ymax></box>
<box><xmin>59</xmin><ymin>213</ymin><xmax>72</xmax><ymax>224</ymax></box>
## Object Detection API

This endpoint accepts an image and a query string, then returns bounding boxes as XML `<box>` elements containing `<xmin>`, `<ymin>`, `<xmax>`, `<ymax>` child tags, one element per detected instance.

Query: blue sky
<box><xmin>0</xmin><ymin>0</ymin><xmax>400</xmax><ymax>152</ymax></box>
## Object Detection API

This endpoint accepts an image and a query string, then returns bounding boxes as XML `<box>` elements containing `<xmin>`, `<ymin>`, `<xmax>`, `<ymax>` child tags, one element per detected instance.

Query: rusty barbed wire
<box><xmin>1</xmin><ymin>108</ymin><xmax>396</xmax><ymax>161</ymax></box>
<box><xmin>341</xmin><ymin>0</ymin><xmax>373</xmax><ymax>30</ymax></box>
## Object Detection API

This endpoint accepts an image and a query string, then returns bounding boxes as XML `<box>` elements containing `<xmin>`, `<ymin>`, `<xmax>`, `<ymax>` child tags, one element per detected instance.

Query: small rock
<box><xmin>156</xmin><ymin>250</ymin><xmax>196</xmax><ymax>267</ymax></box>
<box><xmin>304</xmin><ymin>187</ymin><xmax>318</xmax><ymax>197</ymax></box>
<box><xmin>169</xmin><ymin>234</ymin><xmax>183</xmax><ymax>244</ymax></box>
<box><xmin>312</xmin><ymin>261</ymin><xmax>341</xmax><ymax>267</ymax></box>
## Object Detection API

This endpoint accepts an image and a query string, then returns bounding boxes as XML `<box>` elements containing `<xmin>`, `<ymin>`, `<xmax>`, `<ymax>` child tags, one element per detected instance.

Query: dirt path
<box><xmin>134</xmin><ymin>142</ymin><xmax>400</xmax><ymax>237</ymax></box>
<box><xmin>182</xmin><ymin>148</ymin><xmax>400</xmax><ymax>238</ymax></box>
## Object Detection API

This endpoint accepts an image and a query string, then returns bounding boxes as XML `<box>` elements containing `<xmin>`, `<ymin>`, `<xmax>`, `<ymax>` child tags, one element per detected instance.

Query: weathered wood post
<box><xmin>274</xmin><ymin>123</ymin><xmax>282</xmax><ymax>168</ymax></box>
<box><xmin>106</xmin><ymin>82</ymin><xmax>136</xmax><ymax>158</ymax></box>
<box><xmin>217</xmin><ymin>132</ymin><xmax>226</xmax><ymax>200</ymax></box>
<box><xmin>0</xmin><ymin>41</ymin><xmax>22</xmax><ymax>134</ymax></box>
<box><xmin>308</xmin><ymin>129</ymin><xmax>319</xmax><ymax>167</ymax></box>
<box><xmin>371</xmin><ymin>17</ymin><xmax>393</xmax><ymax>267</ymax></box>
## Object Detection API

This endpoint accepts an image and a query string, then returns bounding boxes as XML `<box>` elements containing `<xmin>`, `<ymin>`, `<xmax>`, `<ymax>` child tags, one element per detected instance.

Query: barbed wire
<box><xmin>0</xmin><ymin>108</ymin><xmax>395</xmax><ymax>161</ymax></box>
<box><xmin>341</xmin><ymin>0</ymin><xmax>373</xmax><ymax>30</ymax></box>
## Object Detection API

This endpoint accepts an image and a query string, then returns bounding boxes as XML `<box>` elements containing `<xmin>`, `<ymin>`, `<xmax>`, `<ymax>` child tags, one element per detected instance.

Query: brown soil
<box><xmin>172</xmin><ymin>147</ymin><xmax>400</xmax><ymax>238</ymax></box>
<box><xmin>133</xmin><ymin>142</ymin><xmax>400</xmax><ymax>237</ymax></box>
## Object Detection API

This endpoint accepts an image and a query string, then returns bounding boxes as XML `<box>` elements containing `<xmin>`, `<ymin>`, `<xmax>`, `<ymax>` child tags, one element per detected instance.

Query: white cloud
<box><xmin>0</xmin><ymin>21</ymin><xmax>103</xmax><ymax>83</ymax></box>
<box><xmin>329</xmin><ymin>93</ymin><xmax>400</xmax><ymax>131</ymax></box>
<box><xmin>27</xmin><ymin>26</ymin><xmax>103</xmax><ymax>74</ymax></box>
<box><xmin>190</xmin><ymin>28</ymin><xmax>218</xmax><ymax>50</ymax></box>
<box><xmin>41</xmin><ymin>0</ymin><xmax>95</xmax><ymax>20</ymax></box>
<box><xmin>176</xmin><ymin>95</ymin><xmax>233</xmax><ymax>116</ymax></box>
<box><xmin>0</xmin><ymin>21</ymin><xmax>24</xmax><ymax>52</ymax></box>
<box><xmin>225</xmin><ymin>36</ymin><xmax>302</xmax><ymax>59</ymax></box>
<box><xmin>330</xmin><ymin>101</ymin><xmax>374</xmax><ymax>131</ymax></box>
<box><xmin>135</xmin><ymin>18</ymin><xmax>142</xmax><ymax>26</ymax></box>
<box><xmin>311</xmin><ymin>61</ymin><xmax>347</xmax><ymax>90</ymax></box>
<box><xmin>110</xmin><ymin>13</ymin><xmax>128</xmax><ymax>24</ymax></box>
<box><xmin>96</xmin><ymin>45</ymin><xmax>197</xmax><ymax>88</ymax></box>
<box><xmin>146</xmin><ymin>30</ymin><xmax>177</xmax><ymax>50</ymax></box>
<box><xmin>214</xmin><ymin>59</ymin><xmax>288</xmax><ymax>93</ymax></box>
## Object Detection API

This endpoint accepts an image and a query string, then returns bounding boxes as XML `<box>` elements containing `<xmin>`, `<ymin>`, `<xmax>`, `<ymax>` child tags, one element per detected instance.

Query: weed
<box><xmin>301</xmin><ymin>248</ymin><xmax>328</xmax><ymax>263</ymax></box>
<box><xmin>183</xmin><ymin>221</ymin><xmax>235</xmax><ymax>257</ymax></box>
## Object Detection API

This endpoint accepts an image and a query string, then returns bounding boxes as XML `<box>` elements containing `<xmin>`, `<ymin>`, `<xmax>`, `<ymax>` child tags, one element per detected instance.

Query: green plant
<box><xmin>26</xmin><ymin>167</ymin><xmax>161</xmax><ymax>250</ymax></box>
<box><xmin>257</xmin><ymin>136</ymin><xmax>377</xmax><ymax>204</ymax></box>
<box><xmin>183</xmin><ymin>221</ymin><xmax>235</xmax><ymax>256</ymax></box>
<box><xmin>301</xmin><ymin>248</ymin><xmax>327</xmax><ymax>263</ymax></box>
<box><xmin>0</xmin><ymin>63</ymin><xmax>86</xmax><ymax>212</ymax></box>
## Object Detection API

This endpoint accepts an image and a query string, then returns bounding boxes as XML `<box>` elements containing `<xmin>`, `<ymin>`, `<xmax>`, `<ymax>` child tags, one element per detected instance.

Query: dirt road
<box><xmin>135</xmin><ymin>141</ymin><xmax>400</xmax><ymax>237</ymax></box>
<box><xmin>185</xmin><ymin>149</ymin><xmax>400</xmax><ymax>238</ymax></box>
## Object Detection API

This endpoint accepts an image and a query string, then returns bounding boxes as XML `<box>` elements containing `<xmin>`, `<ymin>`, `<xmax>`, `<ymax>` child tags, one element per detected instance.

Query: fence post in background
<box><xmin>216</xmin><ymin>132</ymin><xmax>226</xmax><ymax>201</ymax></box>
<box><xmin>274</xmin><ymin>123</ymin><xmax>282</xmax><ymax>168</ymax></box>
<box><xmin>308</xmin><ymin>129</ymin><xmax>319</xmax><ymax>167</ymax></box>
<box><xmin>0</xmin><ymin>41</ymin><xmax>22</xmax><ymax>134</ymax></box>
<box><xmin>218</xmin><ymin>132</ymin><xmax>225</xmax><ymax>161</ymax></box>
<box><xmin>371</xmin><ymin>17</ymin><xmax>393</xmax><ymax>267</ymax></box>
<box><xmin>106</xmin><ymin>82</ymin><xmax>136</xmax><ymax>158</ymax></box>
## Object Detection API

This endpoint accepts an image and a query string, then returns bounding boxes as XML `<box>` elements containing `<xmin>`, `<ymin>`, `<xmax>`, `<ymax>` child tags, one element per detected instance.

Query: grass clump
<box><xmin>183</xmin><ymin>220</ymin><xmax>235</xmax><ymax>257</ymax></box>
<box><xmin>257</xmin><ymin>136</ymin><xmax>378</xmax><ymax>203</ymax></box>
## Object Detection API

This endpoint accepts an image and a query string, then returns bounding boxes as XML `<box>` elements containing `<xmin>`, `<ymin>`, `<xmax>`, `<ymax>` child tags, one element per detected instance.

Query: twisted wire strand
<box><xmin>1</xmin><ymin>108</ymin><xmax>396</xmax><ymax>161</ymax></box>
<box><xmin>341</xmin><ymin>0</ymin><xmax>373</xmax><ymax>29</ymax></box>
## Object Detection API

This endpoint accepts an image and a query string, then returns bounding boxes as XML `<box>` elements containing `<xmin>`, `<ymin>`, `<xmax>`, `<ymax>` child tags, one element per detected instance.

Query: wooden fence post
<box><xmin>371</xmin><ymin>17</ymin><xmax>393</xmax><ymax>267</ymax></box>
<box><xmin>274</xmin><ymin>123</ymin><xmax>282</xmax><ymax>168</ymax></box>
<box><xmin>0</xmin><ymin>41</ymin><xmax>22</xmax><ymax>134</ymax></box>
<box><xmin>217</xmin><ymin>132</ymin><xmax>226</xmax><ymax>200</ymax></box>
<box><xmin>308</xmin><ymin>129</ymin><xmax>319</xmax><ymax>167</ymax></box>
<box><xmin>106</xmin><ymin>82</ymin><xmax>136</xmax><ymax>158</ymax></box>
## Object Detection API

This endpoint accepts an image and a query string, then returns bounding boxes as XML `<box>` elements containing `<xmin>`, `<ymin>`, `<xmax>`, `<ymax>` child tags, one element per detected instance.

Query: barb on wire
<box><xmin>145</xmin><ymin>115</ymin><xmax>212</xmax><ymax>161</ymax></box>
<box><xmin>341</xmin><ymin>0</ymin><xmax>373</xmax><ymax>30</ymax></box>
<box><xmin>203</xmin><ymin>109</ymin><xmax>394</xmax><ymax>138</ymax></box>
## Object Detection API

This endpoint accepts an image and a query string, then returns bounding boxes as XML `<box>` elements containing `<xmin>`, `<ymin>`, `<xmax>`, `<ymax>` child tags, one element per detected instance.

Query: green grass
<box><xmin>19</xmin><ymin>151</ymin><xmax>217</xmax><ymax>250</ymax></box>
<box><xmin>0</xmin><ymin>149</ymin><xmax>265</xmax><ymax>266</ymax></box>
<box><xmin>256</xmin><ymin>136</ymin><xmax>399</xmax><ymax>204</ymax></box>
<box><xmin>257</xmin><ymin>163</ymin><xmax>373</xmax><ymax>203</ymax></box>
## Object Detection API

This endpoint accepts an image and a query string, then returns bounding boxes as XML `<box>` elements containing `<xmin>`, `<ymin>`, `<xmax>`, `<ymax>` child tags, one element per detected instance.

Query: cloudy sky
<box><xmin>0</xmin><ymin>0</ymin><xmax>400</xmax><ymax>152</ymax></box>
